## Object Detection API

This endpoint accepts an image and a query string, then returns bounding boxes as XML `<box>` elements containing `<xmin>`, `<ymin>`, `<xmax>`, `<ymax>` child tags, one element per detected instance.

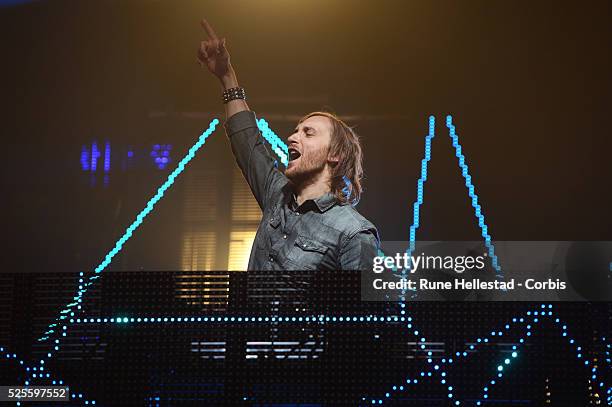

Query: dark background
<box><xmin>0</xmin><ymin>1</ymin><xmax>610</xmax><ymax>405</ymax></box>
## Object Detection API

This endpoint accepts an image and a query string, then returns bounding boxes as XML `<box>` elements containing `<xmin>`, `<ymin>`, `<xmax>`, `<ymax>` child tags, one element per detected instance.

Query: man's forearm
<box><xmin>200</xmin><ymin>19</ymin><xmax>285</xmax><ymax>211</ymax></box>
<box><xmin>220</xmin><ymin>66</ymin><xmax>250</xmax><ymax>119</ymax></box>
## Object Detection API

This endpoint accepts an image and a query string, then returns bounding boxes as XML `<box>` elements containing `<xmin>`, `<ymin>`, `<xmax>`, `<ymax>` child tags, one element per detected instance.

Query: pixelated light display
<box><xmin>3</xmin><ymin>306</ymin><xmax>608</xmax><ymax>405</ymax></box>
<box><xmin>150</xmin><ymin>144</ymin><xmax>172</xmax><ymax>170</ymax></box>
<box><xmin>80</xmin><ymin>142</ymin><xmax>103</xmax><ymax>172</ymax></box>
<box><xmin>80</xmin><ymin>142</ymin><xmax>173</xmax><ymax>177</ymax></box>
<box><xmin>1</xmin><ymin>116</ymin><xmax>608</xmax><ymax>406</ymax></box>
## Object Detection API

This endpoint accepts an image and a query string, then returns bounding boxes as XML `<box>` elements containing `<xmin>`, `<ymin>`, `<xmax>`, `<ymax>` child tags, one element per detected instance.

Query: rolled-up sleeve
<box><xmin>224</xmin><ymin>110</ymin><xmax>287</xmax><ymax>210</ymax></box>
<box><xmin>339</xmin><ymin>228</ymin><xmax>380</xmax><ymax>271</ymax></box>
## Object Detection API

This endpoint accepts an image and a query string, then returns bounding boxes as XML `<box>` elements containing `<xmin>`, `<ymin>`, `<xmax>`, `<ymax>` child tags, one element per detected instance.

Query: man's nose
<box><xmin>287</xmin><ymin>132</ymin><xmax>300</xmax><ymax>144</ymax></box>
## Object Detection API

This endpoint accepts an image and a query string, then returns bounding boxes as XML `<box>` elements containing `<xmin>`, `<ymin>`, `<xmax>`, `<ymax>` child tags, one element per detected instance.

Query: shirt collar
<box><xmin>289</xmin><ymin>191</ymin><xmax>338</xmax><ymax>213</ymax></box>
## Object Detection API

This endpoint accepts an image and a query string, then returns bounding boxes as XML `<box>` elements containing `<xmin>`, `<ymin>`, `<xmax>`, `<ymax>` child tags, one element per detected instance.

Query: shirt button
<box><xmin>283</xmin><ymin>234</ymin><xmax>287</xmax><ymax>239</ymax></box>
<box><xmin>269</xmin><ymin>256</ymin><xmax>274</xmax><ymax>262</ymax></box>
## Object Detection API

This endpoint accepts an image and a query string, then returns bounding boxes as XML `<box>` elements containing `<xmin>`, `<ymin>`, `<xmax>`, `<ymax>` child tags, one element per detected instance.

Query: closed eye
<box><xmin>294</xmin><ymin>126</ymin><xmax>316</xmax><ymax>135</ymax></box>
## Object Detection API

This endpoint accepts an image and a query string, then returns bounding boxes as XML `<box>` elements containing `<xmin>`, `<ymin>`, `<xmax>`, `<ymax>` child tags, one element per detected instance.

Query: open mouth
<box><xmin>288</xmin><ymin>148</ymin><xmax>301</xmax><ymax>162</ymax></box>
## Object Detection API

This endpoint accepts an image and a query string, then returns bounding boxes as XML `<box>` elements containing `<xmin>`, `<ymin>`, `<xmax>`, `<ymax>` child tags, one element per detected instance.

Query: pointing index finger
<box><xmin>200</xmin><ymin>18</ymin><xmax>219</xmax><ymax>40</ymax></box>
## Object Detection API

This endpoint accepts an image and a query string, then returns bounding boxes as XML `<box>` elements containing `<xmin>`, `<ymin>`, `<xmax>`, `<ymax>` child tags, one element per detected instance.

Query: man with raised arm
<box><xmin>197</xmin><ymin>19</ymin><xmax>380</xmax><ymax>271</ymax></box>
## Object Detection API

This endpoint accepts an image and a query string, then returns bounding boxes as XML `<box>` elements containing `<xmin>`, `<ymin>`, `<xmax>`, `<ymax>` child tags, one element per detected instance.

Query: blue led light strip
<box><xmin>69</xmin><ymin>314</ymin><xmax>407</xmax><ymax>324</ymax></box>
<box><xmin>37</xmin><ymin>119</ymin><xmax>220</xmax><ymax>343</ymax></box>
<box><xmin>408</xmin><ymin>115</ymin><xmax>436</xmax><ymax>253</ymax></box>
<box><xmin>257</xmin><ymin>118</ymin><xmax>289</xmax><ymax>166</ymax></box>
<box><xmin>446</xmin><ymin>115</ymin><xmax>502</xmax><ymax>278</ymax></box>
<box><xmin>394</xmin><ymin>116</ymin><xmax>436</xmax><ymax>299</ymax></box>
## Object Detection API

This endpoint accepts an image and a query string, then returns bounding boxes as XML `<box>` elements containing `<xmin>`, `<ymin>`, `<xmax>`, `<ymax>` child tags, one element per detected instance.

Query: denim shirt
<box><xmin>224</xmin><ymin>110</ymin><xmax>380</xmax><ymax>271</ymax></box>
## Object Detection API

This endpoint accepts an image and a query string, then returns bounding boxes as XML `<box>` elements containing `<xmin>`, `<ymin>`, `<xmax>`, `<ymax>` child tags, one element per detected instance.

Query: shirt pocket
<box><xmin>269</xmin><ymin>215</ymin><xmax>281</xmax><ymax>229</ymax></box>
<box><xmin>284</xmin><ymin>234</ymin><xmax>329</xmax><ymax>270</ymax></box>
<box><xmin>264</xmin><ymin>209</ymin><xmax>282</xmax><ymax>246</ymax></box>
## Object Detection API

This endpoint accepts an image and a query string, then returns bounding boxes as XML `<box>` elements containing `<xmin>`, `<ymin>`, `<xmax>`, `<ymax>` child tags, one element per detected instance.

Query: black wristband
<box><xmin>222</xmin><ymin>87</ymin><xmax>246</xmax><ymax>104</ymax></box>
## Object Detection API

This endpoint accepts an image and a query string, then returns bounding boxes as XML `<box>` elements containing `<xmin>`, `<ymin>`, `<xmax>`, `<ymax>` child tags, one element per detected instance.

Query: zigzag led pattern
<box><xmin>394</xmin><ymin>115</ymin><xmax>502</xmax><ymax>301</ymax></box>
<box><xmin>1</xmin><ymin>115</ymin><xmax>607</xmax><ymax>406</ymax></box>
<box><xmin>363</xmin><ymin>305</ymin><xmax>609</xmax><ymax>405</ymax></box>
<box><xmin>403</xmin><ymin>115</ymin><xmax>502</xmax><ymax>279</ymax></box>
<box><xmin>3</xmin><ymin>307</ymin><xmax>608</xmax><ymax>406</ymax></box>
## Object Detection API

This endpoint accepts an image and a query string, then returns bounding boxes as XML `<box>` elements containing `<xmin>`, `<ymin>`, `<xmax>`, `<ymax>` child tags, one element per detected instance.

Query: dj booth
<box><xmin>2</xmin><ymin>270</ymin><xmax>608</xmax><ymax>405</ymax></box>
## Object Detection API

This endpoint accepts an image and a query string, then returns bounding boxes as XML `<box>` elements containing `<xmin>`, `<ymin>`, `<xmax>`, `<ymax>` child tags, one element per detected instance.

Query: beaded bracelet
<box><xmin>222</xmin><ymin>86</ymin><xmax>246</xmax><ymax>104</ymax></box>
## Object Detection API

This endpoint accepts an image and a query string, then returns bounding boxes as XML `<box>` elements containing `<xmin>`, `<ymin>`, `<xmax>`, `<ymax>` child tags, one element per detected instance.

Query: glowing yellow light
<box><xmin>228</xmin><ymin>230</ymin><xmax>257</xmax><ymax>271</ymax></box>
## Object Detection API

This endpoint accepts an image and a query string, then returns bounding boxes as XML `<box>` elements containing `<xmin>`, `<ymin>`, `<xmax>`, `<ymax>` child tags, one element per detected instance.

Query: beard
<box><xmin>285</xmin><ymin>145</ymin><xmax>329</xmax><ymax>185</ymax></box>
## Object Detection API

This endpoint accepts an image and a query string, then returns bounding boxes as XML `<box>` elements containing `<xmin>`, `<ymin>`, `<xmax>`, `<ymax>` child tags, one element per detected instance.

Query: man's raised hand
<box><xmin>197</xmin><ymin>18</ymin><xmax>231</xmax><ymax>80</ymax></box>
